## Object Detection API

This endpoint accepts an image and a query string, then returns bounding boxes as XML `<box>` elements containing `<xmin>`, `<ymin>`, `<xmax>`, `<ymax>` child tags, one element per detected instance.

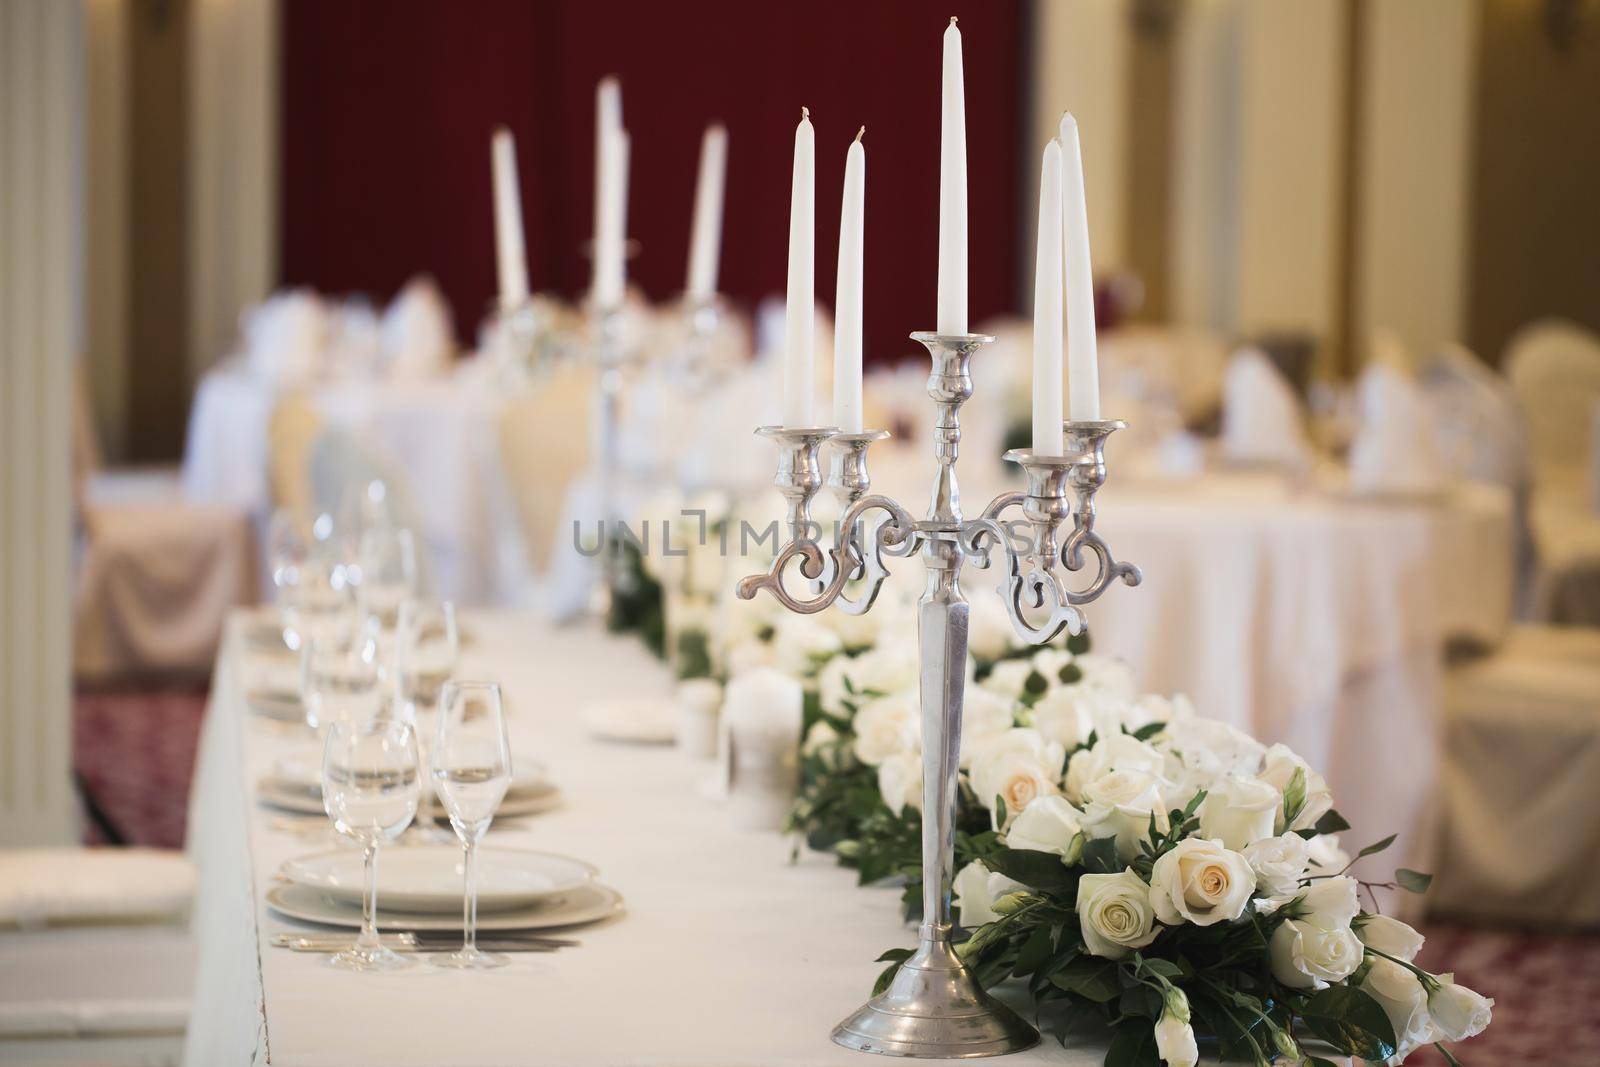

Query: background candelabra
<box><xmin>737</xmin><ymin>331</ymin><xmax>1141</xmax><ymax>1059</ymax></box>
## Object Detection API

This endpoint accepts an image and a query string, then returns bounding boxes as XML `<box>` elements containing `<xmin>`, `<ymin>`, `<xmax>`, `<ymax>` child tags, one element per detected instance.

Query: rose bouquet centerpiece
<box><xmin>870</xmin><ymin>707</ymin><xmax>1492</xmax><ymax>1067</ymax></box>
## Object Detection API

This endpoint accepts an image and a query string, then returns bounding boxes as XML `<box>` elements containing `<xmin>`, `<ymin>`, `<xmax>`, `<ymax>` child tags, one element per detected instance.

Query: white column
<box><xmin>1357</xmin><ymin>0</ymin><xmax>1478</xmax><ymax>363</ymax></box>
<box><xmin>188</xmin><ymin>0</ymin><xmax>279</xmax><ymax>376</ymax></box>
<box><xmin>0</xmin><ymin>0</ymin><xmax>82</xmax><ymax>846</ymax></box>
<box><xmin>85</xmin><ymin>0</ymin><xmax>129</xmax><ymax>461</ymax></box>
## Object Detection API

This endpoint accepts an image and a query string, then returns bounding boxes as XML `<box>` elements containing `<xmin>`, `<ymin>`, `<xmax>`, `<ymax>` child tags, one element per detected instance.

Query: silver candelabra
<box><xmin>736</xmin><ymin>331</ymin><xmax>1141</xmax><ymax>1059</ymax></box>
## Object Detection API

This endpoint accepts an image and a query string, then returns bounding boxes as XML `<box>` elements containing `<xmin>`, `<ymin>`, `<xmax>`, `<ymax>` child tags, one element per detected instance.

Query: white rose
<box><xmin>1138</xmin><ymin>691</ymin><xmax>1196</xmax><ymax>728</ymax></box>
<box><xmin>1156</xmin><ymin>715</ymin><xmax>1267</xmax><ymax>797</ymax></box>
<box><xmin>1072</xmin><ymin>652</ymin><xmax>1138</xmax><ymax>698</ymax></box>
<box><xmin>1307</xmin><ymin>833</ymin><xmax>1350</xmax><ymax>874</ymax></box>
<box><xmin>968</xmin><ymin>729</ymin><xmax>1064</xmax><ymax>828</ymax></box>
<box><xmin>967</xmin><ymin>595</ymin><xmax>1017</xmax><ymax>663</ymax></box>
<box><xmin>771</xmin><ymin>614</ymin><xmax>843</xmax><ymax>676</ymax></box>
<box><xmin>1148</xmin><ymin>838</ymin><xmax>1255</xmax><ymax>926</ymax></box>
<box><xmin>1154</xmin><ymin>1008</ymin><xmax>1199</xmax><ymax>1067</ymax></box>
<box><xmin>1003</xmin><ymin>795</ymin><xmax>1083</xmax><ymax>857</ymax></box>
<box><xmin>1297</xmin><ymin>876</ymin><xmax>1361</xmax><ymax>929</ymax></box>
<box><xmin>979</xmin><ymin>659</ymin><xmax>1035</xmax><ymax>701</ymax></box>
<box><xmin>1360</xmin><ymin>957</ymin><xmax>1438</xmax><ymax>1061</ymax></box>
<box><xmin>1258</xmin><ymin>743</ymin><xmax>1334</xmax><ymax>832</ymax></box>
<box><xmin>952</xmin><ymin>860</ymin><xmax>1024</xmax><ymax>928</ymax></box>
<box><xmin>960</xmin><ymin>686</ymin><xmax>1018</xmax><ymax>766</ymax></box>
<box><xmin>1065</xmin><ymin>733</ymin><xmax>1166</xmax><ymax>804</ymax></box>
<box><xmin>877</xmin><ymin>752</ymin><xmax>922</xmax><ymax>817</ymax></box>
<box><xmin>849</xmin><ymin>645</ymin><xmax>921</xmax><ymax>698</ymax></box>
<box><xmin>1030</xmin><ymin>647</ymin><xmax>1074</xmax><ymax>685</ymax></box>
<box><xmin>1357</xmin><ymin>915</ymin><xmax>1425</xmax><ymax>962</ymax></box>
<box><xmin>1197</xmin><ymin>775</ymin><xmax>1282</xmax><ymax>850</ymax></box>
<box><xmin>1075</xmin><ymin>870</ymin><xmax>1160</xmax><ymax>959</ymax></box>
<box><xmin>1079</xmin><ymin>769</ymin><xmax>1171</xmax><ymax>862</ymax></box>
<box><xmin>802</xmin><ymin>719</ymin><xmax>839</xmax><ymax>755</ymax></box>
<box><xmin>817</xmin><ymin>655</ymin><xmax>854</xmax><ymax>718</ymax></box>
<box><xmin>1027</xmin><ymin>687</ymin><xmax>1097</xmax><ymax>751</ymax></box>
<box><xmin>1241</xmin><ymin>833</ymin><xmax>1312</xmax><ymax>897</ymax></box>
<box><xmin>851</xmin><ymin>690</ymin><xmax>920</xmax><ymax>766</ymax></box>
<box><xmin>1270</xmin><ymin>917</ymin><xmax>1363</xmax><ymax>990</ymax></box>
<box><xmin>724</xmin><ymin>638</ymin><xmax>775</xmax><ymax>676</ymax></box>
<box><xmin>1428</xmin><ymin>975</ymin><xmax>1493</xmax><ymax>1042</ymax></box>
<box><xmin>818</xmin><ymin>600</ymin><xmax>881</xmax><ymax>650</ymax></box>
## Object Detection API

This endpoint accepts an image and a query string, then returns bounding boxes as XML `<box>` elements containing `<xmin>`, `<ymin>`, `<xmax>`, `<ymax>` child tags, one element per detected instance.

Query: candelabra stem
<box><xmin>592</xmin><ymin>304</ymin><xmax>627</xmax><ymax>616</ymax></box>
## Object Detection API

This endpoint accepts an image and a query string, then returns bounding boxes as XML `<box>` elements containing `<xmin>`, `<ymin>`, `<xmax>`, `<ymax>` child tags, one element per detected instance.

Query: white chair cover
<box><xmin>1347</xmin><ymin>361</ymin><xmax>1447</xmax><ymax>494</ymax></box>
<box><xmin>1504</xmin><ymin>317</ymin><xmax>1600</xmax><ymax>493</ymax></box>
<box><xmin>1418</xmin><ymin>343</ymin><xmax>1529</xmax><ymax>490</ymax></box>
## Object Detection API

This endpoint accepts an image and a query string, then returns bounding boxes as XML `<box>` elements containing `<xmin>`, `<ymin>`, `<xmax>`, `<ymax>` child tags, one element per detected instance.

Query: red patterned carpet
<box><xmin>72</xmin><ymin>685</ymin><xmax>1599</xmax><ymax>1064</ymax></box>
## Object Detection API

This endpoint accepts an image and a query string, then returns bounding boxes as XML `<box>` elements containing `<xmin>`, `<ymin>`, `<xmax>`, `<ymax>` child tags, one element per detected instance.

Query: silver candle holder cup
<box><xmin>738</xmin><ymin>332</ymin><xmax>1140</xmax><ymax>1058</ymax></box>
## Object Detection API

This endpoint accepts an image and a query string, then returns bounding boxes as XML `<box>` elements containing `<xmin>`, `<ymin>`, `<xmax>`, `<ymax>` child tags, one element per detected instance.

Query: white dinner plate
<box><xmin>247</xmin><ymin>688</ymin><xmax>304</xmax><ymax>723</ymax></box>
<box><xmin>581</xmin><ymin>697</ymin><xmax>677</xmax><ymax>744</ymax></box>
<box><xmin>265</xmin><ymin>879</ymin><xmax>624</xmax><ymax>931</ymax></box>
<box><xmin>255</xmin><ymin>774</ymin><xmax>562</xmax><ymax>819</ymax></box>
<box><xmin>281</xmin><ymin>845</ymin><xmax>596</xmax><ymax>913</ymax></box>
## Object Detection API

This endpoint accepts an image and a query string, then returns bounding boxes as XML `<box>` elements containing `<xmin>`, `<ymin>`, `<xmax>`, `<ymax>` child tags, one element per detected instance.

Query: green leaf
<box><xmin>1282</xmin><ymin>766</ymin><xmax>1307</xmax><ymax>829</ymax></box>
<box><xmin>1058</xmin><ymin>662</ymin><xmax>1084</xmax><ymax>685</ymax></box>
<box><xmin>1135</xmin><ymin>956</ymin><xmax>1183</xmax><ymax>979</ymax></box>
<box><xmin>984</xmin><ymin>847</ymin><xmax>1078</xmax><ymax>893</ymax></box>
<box><xmin>1306</xmin><ymin>1059</ymin><xmax>1342</xmax><ymax>1067</ymax></box>
<box><xmin>1313</xmin><ymin>809</ymin><xmax>1351</xmax><ymax>835</ymax></box>
<box><xmin>1012</xmin><ymin>924</ymin><xmax>1054</xmax><ymax>977</ymax></box>
<box><xmin>874</xmin><ymin>947</ymin><xmax>914</xmax><ymax>964</ymax></box>
<box><xmin>1395</xmin><ymin>868</ymin><xmax>1434</xmax><ymax>893</ymax></box>
<box><xmin>1049</xmin><ymin>956</ymin><xmax>1122</xmax><ymax>1004</ymax></box>
<box><xmin>1024</xmin><ymin>670</ymin><xmax>1050</xmax><ymax>698</ymax></box>
<box><xmin>1131</xmin><ymin>721</ymin><xmax>1165</xmax><ymax>741</ymax></box>
<box><xmin>1354</xmin><ymin>833</ymin><xmax>1399</xmax><ymax>860</ymax></box>
<box><xmin>872</xmin><ymin>957</ymin><xmax>906</xmax><ymax>997</ymax></box>
<box><xmin>1103</xmin><ymin>1020</ymin><xmax>1160</xmax><ymax>1067</ymax></box>
<box><xmin>1081</xmin><ymin>836</ymin><xmax>1123</xmax><ymax>874</ymax></box>
<box><xmin>1066</xmin><ymin>630</ymin><xmax>1091</xmax><ymax>655</ymax></box>
<box><xmin>1299</xmin><ymin>985</ymin><xmax>1398</xmax><ymax>1061</ymax></box>
<box><xmin>1117</xmin><ymin>982</ymin><xmax>1164</xmax><ymax>1022</ymax></box>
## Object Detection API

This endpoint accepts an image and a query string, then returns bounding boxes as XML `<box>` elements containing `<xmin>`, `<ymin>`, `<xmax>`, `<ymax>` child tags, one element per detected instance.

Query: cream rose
<box><xmin>1356</xmin><ymin>914</ymin><xmax>1425</xmax><ymax>962</ymax></box>
<box><xmin>1267</xmin><ymin>877</ymin><xmax>1363</xmax><ymax>989</ymax></box>
<box><xmin>1241</xmin><ymin>833</ymin><xmax>1312</xmax><ymax>897</ymax></box>
<box><xmin>952</xmin><ymin>860</ymin><xmax>1025</xmax><ymax>928</ymax></box>
<box><xmin>1003</xmin><ymin>795</ymin><xmax>1083</xmax><ymax>858</ymax></box>
<box><xmin>967</xmin><ymin>595</ymin><xmax>1016</xmax><ymax>663</ymax></box>
<box><xmin>1148</xmin><ymin>838</ymin><xmax>1254</xmax><ymax>927</ymax></box>
<box><xmin>1075</xmin><ymin>870</ymin><xmax>1160</xmax><ymax>959</ymax></box>
<box><xmin>968</xmin><ymin>729</ymin><xmax>1064</xmax><ymax>828</ymax></box>
<box><xmin>851</xmin><ymin>690</ymin><xmax>920</xmax><ymax>766</ymax></box>
<box><xmin>960</xmin><ymin>686</ymin><xmax>1018</xmax><ymax>766</ymax></box>
<box><xmin>1072</xmin><ymin>652</ymin><xmax>1138</xmax><ymax>698</ymax></box>
<box><xmin>1428</xmin><ymin>975</ymin><xmax>1493</xmax><ymax>1042</ymax></box>
<box><xmin>1258</xmin><ymin>743</ymin><xmax>1334</xmax><ymax>832</ymax></box>
<box><xmin>1155</xmin><ymin>714</ymin><xmax>1267</xmax><ymax>807</ymax></box>
<box><xmin>1027</xmin><ymin>687</ymin><xmax>1097</xmax><ymax>751</ymax></box>
<box><xmin>978</xmin><ymin>659</ymin><xmax>1035</xmax><ymax>701</ymax></box>
<box><xmin>1079</xmin><ymin>769</ymin><xmax>1171</xmax><ymax>862</ymax></box>
<box><xmin>1197</xmin><ymin>775</ymin><xmax>1281</xmax><ymax>850</ymax></box>
<box><xmin>877</xmin><ymin>752</ymin><xmax>922</xmax><ymax>817</ymax></box>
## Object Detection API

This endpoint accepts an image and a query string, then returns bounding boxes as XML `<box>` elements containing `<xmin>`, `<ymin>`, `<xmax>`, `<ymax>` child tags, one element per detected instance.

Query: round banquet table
<box><xmin>184</xmin><ymin>610</ymin><xmax>1352</xmax><ymax>1067</ymax></box>
<box><xmin>868</xmin><ymin>449</ymin><xmax>1516</xmax><ymax>886</ymax></box>
<box><xmin>181</xmin><ymin>363</ymin><xmax>533</xmax><ymax>606</ymax></box>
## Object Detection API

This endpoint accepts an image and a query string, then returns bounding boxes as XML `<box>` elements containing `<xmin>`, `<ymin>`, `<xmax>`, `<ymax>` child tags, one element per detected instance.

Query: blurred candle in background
<box><xmin>490</xmin><ymin>127</ymin><xmax>530</xmax><ymax>309</ymax></box>
<box><xmin>834</xmin><ymin>128</ymin><xmax>865</xmax><ymax>433</ymax></box>
<box><xmin>1032</xmin><ymin>138</ymin><xmax>1064</xmax><ymax>456</ymax></box>
<box><xmin>936</xmin><ymin>16</ymin><xmax>967</xmax><ymax>335</ymax></box>
<box><xmin>783</xmin><ymin>108</ymin><xmax>815</xmax><ymax>428</ymax></box>
<box><xmin>1059</xmin><ymin>113</ymin><xmax>1100</xmax><ymax>421</ymax></box>
<box><xmin>593</xmin><ymin>77</ymin><xmax>627</xmax><ymax>307</ymax></box>
<box><xmin>686</xmin><ymin>124</ymin><xmax>728</xmax><ymax>302</ymax></box>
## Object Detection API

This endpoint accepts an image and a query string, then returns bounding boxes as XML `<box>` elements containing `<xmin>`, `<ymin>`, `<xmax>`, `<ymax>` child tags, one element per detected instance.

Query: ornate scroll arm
<box><xmin>735</xmin><ymin>494</ymin><xmax>917</xmax><ymax>615</ymax></box>
<box><xmin>964</xmin><ymin>490</ymin><xmax>1081</xmax><ymax>645</ymax></box>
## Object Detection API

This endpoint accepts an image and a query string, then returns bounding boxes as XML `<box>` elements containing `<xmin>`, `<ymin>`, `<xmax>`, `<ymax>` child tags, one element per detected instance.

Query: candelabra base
<box><xmin>830</xmin><ymin>938</ymin><xmax>1040</xmax><ymax>1059</ymax></box>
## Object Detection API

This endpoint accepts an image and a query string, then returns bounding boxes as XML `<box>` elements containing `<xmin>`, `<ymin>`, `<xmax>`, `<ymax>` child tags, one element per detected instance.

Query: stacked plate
<box><xmin>268</xmin><ymin>845</ymin><xmax>623</xmax><ymax>931</ymax></box>
<box><xmin>257</xmin><ymin>759</ymin><xmax>563</xmax><ymax>819</ymax></box>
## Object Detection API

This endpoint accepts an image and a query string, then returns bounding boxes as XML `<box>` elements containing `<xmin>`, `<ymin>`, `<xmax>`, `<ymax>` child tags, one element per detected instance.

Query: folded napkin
<box><xmin>244</xmin><ymin>289</ymin><xmax>328</xmax><ymax>385</ymax></box>
<box><xmin>1348</xmin><ymin>361</ymin><xmax>1448</xmax><ymax>494</ymax></box>
<box><xmin>325</xmin><ymin>296</ymin><xmax>382</xmax><ymax>380</ymax></box>
<box><xmin>381</xmin><ymin>275</ymin><xmax>455</xmax><ymax>380</ymax></box>
<box><xmin>1220</xmin><ymin>346</ymin><xmax>1311</xmax><ymax>467</ymax></box>
<box><xmin>0</xmin><ymin>848</ymin><xmax>194</xmax><ymax>928</ymax></box>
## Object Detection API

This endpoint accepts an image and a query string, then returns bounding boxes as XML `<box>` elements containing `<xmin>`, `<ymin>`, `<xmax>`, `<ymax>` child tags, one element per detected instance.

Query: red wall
<box><xmin>280</xmin><ymin>0</ymin><xmax>1027</xmax><ymax>365</ymax></box>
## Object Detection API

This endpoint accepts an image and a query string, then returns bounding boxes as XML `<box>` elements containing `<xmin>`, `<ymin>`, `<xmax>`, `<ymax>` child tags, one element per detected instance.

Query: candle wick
<box><xmin>855</xmin><ymin>126</ymin><xmax>865</xmax><ymax>143</ymax></box>
<box><xmin>950</xmin><ymin>15</ymin><xmax>958</xmax><ymax>25</ymax></box>
<box><xmin>801</xmin><ymin>106</ymin><xmax>810</xmax><ymax>119</ymax></box>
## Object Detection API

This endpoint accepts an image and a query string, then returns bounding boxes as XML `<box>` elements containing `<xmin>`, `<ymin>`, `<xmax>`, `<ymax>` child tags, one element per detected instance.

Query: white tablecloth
<box><xmin>182</xmin><ymin>366</ymin><xmax>532</xmax><ymax>605</ymax></box>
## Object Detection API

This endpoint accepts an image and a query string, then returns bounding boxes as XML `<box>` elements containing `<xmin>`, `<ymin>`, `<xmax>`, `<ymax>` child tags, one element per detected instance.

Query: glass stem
<box><xmin>463</xmin><ymin>838</ymin><xmax>479</xmax><ymax>954</ymax></box>
<box><xmin>358</xmin><ymin>843</ymin><xmax>380</xmax><ymax>952</ymax></box>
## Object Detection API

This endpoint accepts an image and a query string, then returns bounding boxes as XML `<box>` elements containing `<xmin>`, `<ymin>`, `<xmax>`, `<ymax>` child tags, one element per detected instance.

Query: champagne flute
<box><xmin>321</xmin><ymin>718</ymin><xmax>421</xmax><ymax>971</ymax></box>
<box><xmin>358</xmin><ymin>524</ymin><xmax>418</xmax><ymax>631</ymax></box>
<box><xmin>301</xmin><ymin>623</ymin><xmax>383</xmax><ymax>732</ymax></box>
<box><xmin>396</xmin><ymin>599</ymin><xmax>459</xmax><ymax>842</ymax></box>
<box><xmin>431</xmin><ymin>681</ymin><xmax>513</xmax><ymax>969</ymax></box>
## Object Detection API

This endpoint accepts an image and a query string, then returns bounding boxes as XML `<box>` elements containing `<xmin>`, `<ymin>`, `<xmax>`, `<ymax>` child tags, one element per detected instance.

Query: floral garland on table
<box><xmin>786</xmin><ymin>628</ymin><xmax>1493</xmax><ymax>1066</ymax></box>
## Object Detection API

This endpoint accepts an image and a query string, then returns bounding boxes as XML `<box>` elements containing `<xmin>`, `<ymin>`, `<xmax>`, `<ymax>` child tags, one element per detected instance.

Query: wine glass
<box><xmin>431</xmin><ymin>681</ymin><xmax>513</xmax><ymax>969</ymax></box>
<box><xmin>358</xmin><ymin>524</ymin><xmax>418</xmax><ymax>631</ymax></box>
<box><xmin>396</xmin><ymin>599</ymin><xmax>459</xmax><ymax>841</ymax></box>
<box><xmin>283</xmin><ymin>549</ymin><xmax>357</xmax><ymax>655</ymax></box>
<box><xmin>321</xmin><ymin>717</ymin><xmax>421</xmax><ymax>971</ymax></box>
<box><xmin>301</xmin><ymin>624</ymin><xmax>384</xmax><ymax>732</ymax></box>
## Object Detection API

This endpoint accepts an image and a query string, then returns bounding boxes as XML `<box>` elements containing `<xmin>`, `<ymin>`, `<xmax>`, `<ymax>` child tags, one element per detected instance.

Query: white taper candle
<box><xmin>686</xmin><ymin>124</ymin><xmax>728</xmax><ymax>302</ymax></box>
<box><xmin>490</xmin><ymin>127</ymin><xmax>530</xmax><ymax>309</ymax></box>
<box><xmin>783</xmin><ymin>108</ymin><xmax>816</xmax><ymax>428</ymax></box>
<box><xmin>936</xmin><ymin>16</ymin><xmax>968</xmax><ymax>335</ymax></box>
<box><xmin>1059</xmin><ymin>113</ymin><xmax>1100</xmax><ymax>421</ymax></box>
<box><xmin>834</xmin><ymin>128</ymin><xmax>866</xmax><ymax>434</ymax></box>
<box><xmin>1033</xmin><ymin>139</ymin><xmax>1065</xmax><ymax>456</ymax></box>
